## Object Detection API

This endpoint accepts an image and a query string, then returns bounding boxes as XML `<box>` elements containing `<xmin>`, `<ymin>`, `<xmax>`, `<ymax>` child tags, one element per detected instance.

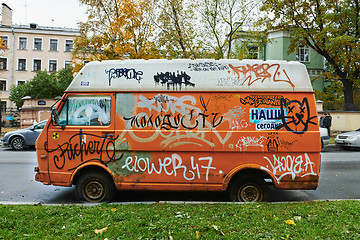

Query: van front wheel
<box><xmin>75</xmin><ymin>171</ymin><xmax>115</xmax><ymax>203</ymax></box>
<box><xmin>228</xmin><ymin>175</ymin><xmax>269</xmax><ymax>202</ymax></box>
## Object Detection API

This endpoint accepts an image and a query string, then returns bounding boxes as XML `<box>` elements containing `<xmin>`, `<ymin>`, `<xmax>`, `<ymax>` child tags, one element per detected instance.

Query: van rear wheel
<box><xmin>75</xmin><ymin>171</ymin><xmax>115</xmax><ymax>203</ymax></box>
<box><xmin>228</xmin><ymin>175</ymin><xmax>269</xmax><ymax>202</ymax></box>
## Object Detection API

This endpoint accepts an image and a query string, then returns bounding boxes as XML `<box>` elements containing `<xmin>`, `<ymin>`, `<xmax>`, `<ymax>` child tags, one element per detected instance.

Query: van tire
<box><xmin>75</xmin><ymin>171</ymin><xmax>115</xmax><ymax>203</ymax></box>
<box><xmin>228</xmin><ymin>175</ymin><xmax>269</xmax><ymax>202</ymax></box>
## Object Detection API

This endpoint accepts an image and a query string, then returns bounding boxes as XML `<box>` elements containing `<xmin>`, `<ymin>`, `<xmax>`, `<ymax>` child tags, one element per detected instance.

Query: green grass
<box><xmin>1</xmin><ymin>201</ymin><xmax>359</xmax><ymax>239</ymax></box>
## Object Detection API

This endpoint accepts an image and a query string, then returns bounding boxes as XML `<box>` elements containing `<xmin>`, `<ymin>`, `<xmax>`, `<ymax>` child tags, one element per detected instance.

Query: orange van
<box><xmin>35</xmin><ymin>59</ymin><xmax>321</xmax><ymax>202</ymax></box>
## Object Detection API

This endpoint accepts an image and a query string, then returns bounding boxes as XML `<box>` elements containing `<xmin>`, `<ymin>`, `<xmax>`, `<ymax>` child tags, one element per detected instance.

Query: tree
<box><xmin>74</xmin><ymin>0</ymin><xmax>160</xmax><ymax>72</ymax></box>
<box><xmin>0</xmin><ymin>37</ymin><xmax>6</xmax><ymax>52</ymax></box>
<box><xmin>196</xmin><ymin>0</ymin><xmax>260</xmax><ymax>59</ymax></box>
<box><xmin>153</xmin><ymin>0</ymin><xmax>201</xmax><ymax>58</ymax></box>
<box><xmin>260</xmin><ymin>0</ymin><xmax>360</xmax><ymax>110</ymax></box>
<box><xmin>9</xmin><ymin>68</ymin><xmax>73</xmax><ymax>109</ymax></box>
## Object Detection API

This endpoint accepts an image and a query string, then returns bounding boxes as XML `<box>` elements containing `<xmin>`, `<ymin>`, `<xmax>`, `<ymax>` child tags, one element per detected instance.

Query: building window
<box><xmin>0</xmin><ymin>58</ymin><xmax>7</xmax><ymax>70</ymax></box>
<box><xmin>19</xmin><ymin>37</ymin><xmax>27</xmax><ymax>50</ymax></box>
<box><xmin>17</xmin><ymin>80</ymin><xmax>26</xmax><ymax>86</ymax></box>
<box><xmin>49</xmin><ymin>60</ymin><xmax>57</xmax><ymax>72</ymax></box>
<box><xmin>65</xmin><ymin>40</ymin><xmax>73</xmax><ymax>52</ymax></box>
<box><xmin>50</xmin><ymin>39</ymin><xmax>58</xmax><ymax>51</ymax></box>
<box><xmin>33</xmin><ymin>59</ymin><xmax>41</xmax><ymax>71</ymax></box>
<box><xmin>0</xmin><ymin>80</ymin><xmax>6</xmax><ymax>91</ymax></box>
<box><xmin>1</xmin><ymin>101</ymin><xmax>6</xmax><ymax>112</ymax></box>
<box><xmin>34</xmin><ymin>38</ymin><xmax>42</xmax><ymax>50</ymax></box>
<box><xmin>296</xmin><ymin>45</ymin><xmax>310</xmax><ymax>62</ymax></box>
<box><xmin>0</xmin><ymin>36</ymin><xmax>8</xmax><ymax>47</ymax></box>
<box><xmin>65</xmin><ymin>60</ymin><xmax>72</xmax><ymax>69</ymax></box>
<box><xmin>248</xmin><ymin>45</ymin><xmax>259</xmax><ymax>59</ymax></box>
<box><xmin>18</xmin><ymin>59</ymin><xmax>26</xmax><ymax>71</ymax></box>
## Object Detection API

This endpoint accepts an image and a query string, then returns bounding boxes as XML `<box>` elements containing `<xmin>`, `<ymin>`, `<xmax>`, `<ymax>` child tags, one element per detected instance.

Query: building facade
<box><xmin>233</xmin><ymin>29</ymin><xmax>326</xmax><ymax>91</ymax></box>
<box><xmin>265</xmin><ymin>30</ymin><xmax>325</xmax><ymax>91</ymax></box>
<box><xmin>0</xmin><ymin>3</ymin><xmax>79</xmax><ymax>126</ymax></box>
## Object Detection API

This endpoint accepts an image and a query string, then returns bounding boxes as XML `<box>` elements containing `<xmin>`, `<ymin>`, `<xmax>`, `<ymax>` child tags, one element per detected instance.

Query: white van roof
<box><xmin>66</xmin><ymin>59</ymin><xmax>313</xmax><ymax>92</ymax></box>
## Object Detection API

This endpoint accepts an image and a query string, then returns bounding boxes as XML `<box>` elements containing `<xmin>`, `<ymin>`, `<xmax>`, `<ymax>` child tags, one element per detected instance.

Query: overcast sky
<box><xmin>1</xmin><ymin>0</ymin><xmax>88</xmax><ymax>28</ymax></box>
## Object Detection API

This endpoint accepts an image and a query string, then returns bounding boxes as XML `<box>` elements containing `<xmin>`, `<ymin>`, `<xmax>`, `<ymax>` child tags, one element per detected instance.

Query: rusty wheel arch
<box><xmin>72</xmin><ymin>164</ymin><xmax>114</xmax><ymax>186</ymax></box>
<box><xmin>224</xmin><ymin>167</ymin><xmax>275</xmax><ymax>191</ymax></box>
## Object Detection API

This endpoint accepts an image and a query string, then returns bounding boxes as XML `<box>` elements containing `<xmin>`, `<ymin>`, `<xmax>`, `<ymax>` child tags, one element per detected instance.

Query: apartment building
<box><xmin>233</xmin><ymin>28</ymin><xmax>326</xmax><ymax>92</ymax></box>
<box><xmin>0</xmin><ymin>3</ymin><xmax>79</xmax><ymax>125</ymax></box>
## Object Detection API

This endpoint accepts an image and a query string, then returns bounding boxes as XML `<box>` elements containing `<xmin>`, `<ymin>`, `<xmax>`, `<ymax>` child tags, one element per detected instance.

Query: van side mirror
<box><xmin>51</xmin><ymin>108</ymin><xmax>60</xmax><ymax>125</ymax></box>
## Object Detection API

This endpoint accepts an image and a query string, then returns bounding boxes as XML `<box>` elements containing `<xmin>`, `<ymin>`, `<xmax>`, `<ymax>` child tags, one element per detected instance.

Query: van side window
<box><xmin>58</xmin><ymin>95</ymin><xmax>111</xmax><ymax>126</ymax></box>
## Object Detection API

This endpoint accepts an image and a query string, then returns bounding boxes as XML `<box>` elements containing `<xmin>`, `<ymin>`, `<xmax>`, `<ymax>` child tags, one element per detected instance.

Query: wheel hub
<box><xmin>85</xmin><ymin>181</ymin><xmax>105</xmax><ymax>200</ymax></box>
<box><xmin>240</xmin><ymin>185</ymin><xmax>261</xmax><ymax>202</ymax></box>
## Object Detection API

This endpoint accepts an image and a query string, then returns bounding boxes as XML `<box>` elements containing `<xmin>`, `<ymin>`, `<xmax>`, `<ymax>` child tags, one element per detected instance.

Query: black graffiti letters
<box><xmin>105</xmin><ymin>68</ymin><xmax>143</xmax><ymax>86</ymax></box>
<box><xmin>240</xmin><ymin>95</ymin><xmax>288</xmax><ymax>107</ymax></box>
<box><xmin>154</xmin><ymin>71</ymin><xmax>195</xmax><ymax>90</ymax></box>
<box><xmin>123</xmin><ymin>111</ymin><xmax>223</xmax><ymax>130</ymax></box>
<box><xmin>45</xmin><ymin>131</ymin><xmax>119</xmax><ymax>170</ymax></box>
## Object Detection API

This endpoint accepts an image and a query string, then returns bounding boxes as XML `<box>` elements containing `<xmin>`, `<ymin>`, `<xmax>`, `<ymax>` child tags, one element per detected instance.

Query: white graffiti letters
<box><xmin>122</xmin><ymin>154</ymin><xmax>216</xmax><ymax>181</ymax></box>
<box><xmin>236</xmin><ymin>136</ymin><xmax>266</xmax><ymax>151</ymax></box>
<box><xmin>261</xmin><ymin>153</ymin><xmax>316</xmax><ymax>183</ymax></box>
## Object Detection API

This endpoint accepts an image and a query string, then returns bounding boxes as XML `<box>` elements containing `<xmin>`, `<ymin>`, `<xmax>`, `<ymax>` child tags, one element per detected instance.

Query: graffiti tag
<box><xmin>240</xmin><ymin>95</ymin><xmax>288</xmax><ymax>107</ymax></box>
<box><xmin>121</xmin><ymin>154</ymin><xmax>217</xmax><ymax>181</ymax></box>
<box><xmin>188</xmin><ymin>62</ymin><xmax>229</xmax><ymax>72</ymax></box>
<box><xmin>223</xmin><ymin>106</ymin><xmax>248</xmax><ymax>130</ymax></box>
<box><xmin>235</xmin><ymin>136</ymin><xmax>266</xmax><ymax>151</ymax></box>
<box><xmin>154</xmin><ymin>71</ymin><xmax>195</xmax><ymax>90</ymax></box>
<box><xmin>261</xmin><ymin>153</ymin><xmax>316</xmax><ymax>183</ymax></box>
<box><xmin>105</xmin><ymin>68</ymin><xmax>143</xmax><ymax>86</ymax></box>
<box><xmin>228</xmin><ymin>63</ymin><xmax>295</xmax><ymax>88</ymax></box>
<box><xmin>45</xmin><ymin>131</ymin><xmax>119</xmax><ymax>170</ymax></box>
<box><xmin>123</xmin><ymin>94</ymin><xmax>223</xmax><ymax>130</ymax></box>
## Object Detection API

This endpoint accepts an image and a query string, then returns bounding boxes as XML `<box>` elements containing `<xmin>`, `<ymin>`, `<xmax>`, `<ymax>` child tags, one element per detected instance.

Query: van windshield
<box><xmin>58</xmin><ymin>95</ymin><xmax>111</xmax><ymax>126</ymax></box>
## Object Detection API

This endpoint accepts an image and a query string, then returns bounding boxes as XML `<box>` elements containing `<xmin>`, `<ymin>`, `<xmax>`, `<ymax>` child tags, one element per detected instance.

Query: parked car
<box><xmin>1</xmin><ymin>120</ymin><xmax>47</xmax><ymax>150</ymax></box>
<box><xmin>320</xmin><ymin>127</ymin><xmax>330</xmax><ymax>149</ymax></box>
<box><xmin>335</xmin><ymin>128</ymin><xmax>360</xmax><ymax>150</ymax></box>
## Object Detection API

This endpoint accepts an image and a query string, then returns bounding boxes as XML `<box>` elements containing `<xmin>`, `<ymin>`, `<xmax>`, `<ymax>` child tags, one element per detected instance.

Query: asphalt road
<box><xmin>0</xmin><ymin>146</ymin><xmax>359</xmax><ymax>204</ymax></box>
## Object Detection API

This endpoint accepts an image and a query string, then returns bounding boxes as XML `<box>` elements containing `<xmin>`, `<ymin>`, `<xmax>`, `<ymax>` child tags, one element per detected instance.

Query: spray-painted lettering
<box><xmin>188</xmin><ymin>62</ymin><xmax>229</xmax><ymax>72</ymax></box>
<box><xmin>228</xmin><ymin>63</ymin><xmax>295</xmax><ymax>87</ymax></box>
<box><xmin>121</xmin><ymin>154</ymin><xmax>216</xmax><ymax>181</ymax></box>
<box><xmin>45</xmin><ymin>131</ymin><xmax>119</xmax><ymax>170</ymax></box>
<box><xmin>240</xmin><ymin>95</ymin><xmax>288</xmax><ymax>107</ymax></box>
<box><xmin>261</xmin><ymin>153</ymin><xmax>316</xmax><ymax>183</ymax></box>
<box><xmin>105</xmin><ymin>68</ymin><xmax>143</xmax><ymax>86</ymax></box>
<box><xmin>123</xmin><ymin>94</ymin><xmax>223</xmax><ymax>130</ymax></box>
<box><xmin>154</xmin><ymin>71</ymin><xmax>195</xmax><ymax>90</ymax></box>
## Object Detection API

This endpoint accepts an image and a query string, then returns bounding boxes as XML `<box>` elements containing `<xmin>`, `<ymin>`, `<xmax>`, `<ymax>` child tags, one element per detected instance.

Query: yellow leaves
<box><xmin>75</xmin><ymin>0</ymin><xmax>159</xmax><ymax>63</ymax></box>
<box><xmin>285</xmin><ymin>215</ymin><xmax>302</xmax><ymax>226</ymax></box>
<box><xmin>285</xmin><ymin>219</ymin><xmax>296</xmax><ymax>226</ymax></box>
<box><xmin>196</xmin><ymin>230</ymin><xmax>200</xmax><ymax>239</ymax></box>
<box><xmin>94</xmin><ymin>227</ymin><xmax>108</xmax><ymax>234</ymax></box>
<box><xmin>281</xmin><ymin>234</ymin><xmax>291</xmax><ymax>239</ymax></box>
<box><xmin>111</xmin><ymin>207</ymin><xmax>117</xmax><ymax>212</ymax></box>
